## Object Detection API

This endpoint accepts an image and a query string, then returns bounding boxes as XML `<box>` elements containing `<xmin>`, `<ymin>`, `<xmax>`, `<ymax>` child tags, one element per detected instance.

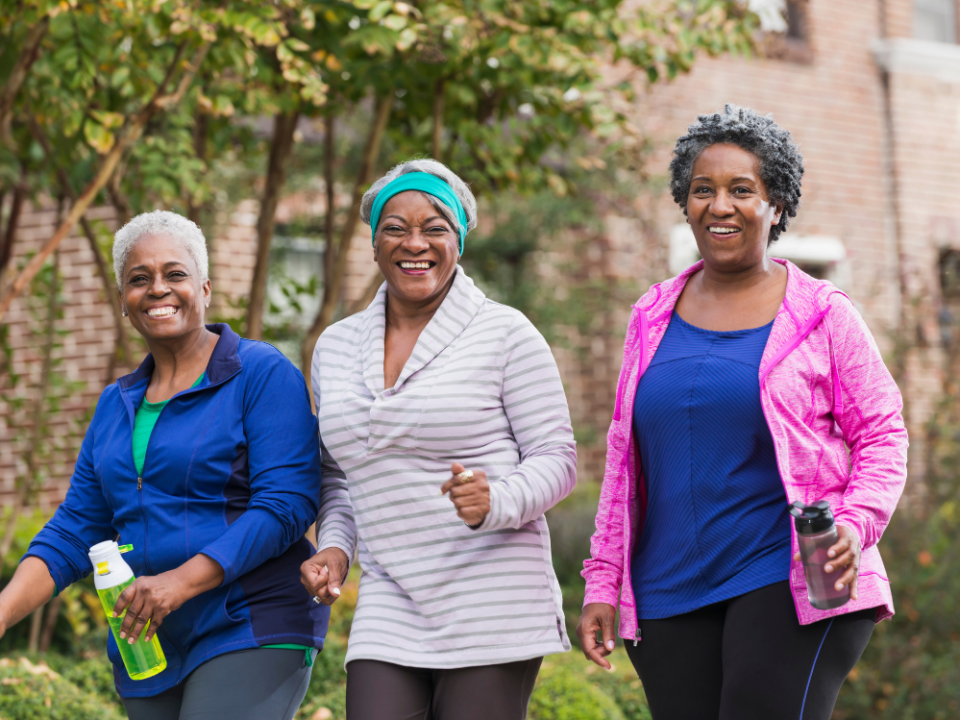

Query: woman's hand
<box><xmin>440</xmin><ymin>462</ymin><xmax>491</xmax><ymax>528</ymax></box>
<box><xmin>576</xmin><ymin>603</ymin><xmax>618</xmax><ymax>670</ymax></box>
<box><xmin>113</xmin><ymin>554</ymin><xmax>224</xmax><ymax>644</ymax></box>
<box><xmin>793</xmin><ymin>524</ymin><xmax>861</xmax><ymax>600</ymax></box>
<box><xmin>301</xmin><ymin>547</ymin><xmax>350</xmax><ymax>606</ymax></box>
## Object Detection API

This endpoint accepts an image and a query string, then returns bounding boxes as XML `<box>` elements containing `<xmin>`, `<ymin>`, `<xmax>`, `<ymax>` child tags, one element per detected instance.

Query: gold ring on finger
<box><xmin>457</xmin><ymin>470</ymin><xmax>474</xmax><ymax>484</ymax></box>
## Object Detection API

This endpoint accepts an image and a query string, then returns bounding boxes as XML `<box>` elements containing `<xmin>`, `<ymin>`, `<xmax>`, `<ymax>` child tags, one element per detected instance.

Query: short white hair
<box><xmin>113</xmin><ymin>210</ymin><xmax>209</xmax><ymax>290</ymax></box>
<box><xmin>360</xmin><ymin>159</ymin><xmax>478</xmax><ymax>239</ymax></box>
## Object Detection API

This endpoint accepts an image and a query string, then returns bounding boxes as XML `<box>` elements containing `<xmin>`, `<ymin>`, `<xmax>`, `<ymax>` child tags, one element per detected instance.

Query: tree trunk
<box><xmin>187</xmin><ymin>108</ymin><xmax>209</xmax><ymax>225</ymax></box>
<box><xmin>0</xmin><ymin>40</ymin><xmax>210</xmax><ymax>322</ymax></box>
<box><xmin>300</xmin><ymin>94</ymin><xmax>393</xmax><ymax>375</ymax></box>
<box><xmin>27</xmin><ymin>606</ymin><xmax>43</xmax><ymax>653</ymax></box>
<box><xmin>323</xmin><ymin>113</ymin><xmax>335</xmax><ymax>288</ymax></box>
<box><xmin>107</xmin><ymin>166</ymin><xmax>132</xmax><ymax>227</ymax></box>
<box><xmin>0</xmin><ymin>181</ymin><xmax>25</xmax><ymax>279</ymax></box>
<box><xmin>349</xmin><ymin>270</ymin><xmax>384</xmax><ymax>315</ymax></box>
<box><xmin>432</xmin><ymin>78</ymin><xmax>445</xmax><ymax>161</ymax></box>
<box><xmin>0</xmin><ymin>17</ymin><xmax>49</xmax><ymax>147</ymax></box>
<box><xmin>39</xmin><ymin>595</ymin><xmax>62</xmax><ymax>653</ymax></box>
<box><xmin>246</xmin><ymin>108</ymin><xmax>301</xmax><ymax>340</ymax></box>
<box><xmin>80</xmin><ymin>215</ymin><xmax>136</xmax><ymax>373</ymax></box>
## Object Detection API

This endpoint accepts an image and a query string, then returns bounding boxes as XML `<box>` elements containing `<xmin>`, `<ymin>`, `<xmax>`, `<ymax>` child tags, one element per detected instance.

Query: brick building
<box><xmin>566</xmin><ymin>0</ymin><xmax>960</xmax><ymax>482</ymax></box>
<box><xmin>2</xmin><ymin>0</ymin><xmax>958</xmax><ymax>505</ymax></box>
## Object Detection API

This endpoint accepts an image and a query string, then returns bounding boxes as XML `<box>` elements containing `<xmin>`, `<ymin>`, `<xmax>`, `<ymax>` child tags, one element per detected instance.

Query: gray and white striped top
<box><xmin>312</xmin><ymin>267</ymin><xmax>577</xmax><ymax>668</ymax></box>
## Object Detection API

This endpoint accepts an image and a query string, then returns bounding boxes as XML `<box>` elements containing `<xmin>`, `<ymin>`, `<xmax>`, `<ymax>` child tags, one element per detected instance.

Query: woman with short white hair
<box><xmin>0</xmin><ymin>210</ymin><xmax>326</xmax><ymax>719</ymax></box>
<box><xmin>301</xmin><ymin>159</ymin><xmax>578</xmax><ymax>720</ymax></box>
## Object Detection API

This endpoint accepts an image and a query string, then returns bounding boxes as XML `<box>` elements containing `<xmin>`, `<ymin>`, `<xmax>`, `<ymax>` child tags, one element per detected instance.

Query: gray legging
<box><xmin>122</xmin><ymin>647</ymin><xmax>315</xmax><ymax>720</ymax></box>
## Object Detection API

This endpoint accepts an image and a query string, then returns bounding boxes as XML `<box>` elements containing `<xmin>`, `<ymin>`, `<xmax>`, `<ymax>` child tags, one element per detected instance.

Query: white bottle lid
<box><xmin>88</xmin><ymin>541</ymin><xmax>134</xmax><ymax>590</ymax></box>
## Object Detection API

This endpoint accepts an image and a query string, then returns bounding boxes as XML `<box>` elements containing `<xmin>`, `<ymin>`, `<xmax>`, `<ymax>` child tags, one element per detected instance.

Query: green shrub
<box><xmin>833</xmin><ymin>395</ymin><xmax>960</xmax><ymax>719</ymax></box>
<box><xmin>296</xmin><ymin>635</ymin><xmax>348</xmax><ymax>719</ymax></box>
<box><xmin>0</xmin><ymin>655</ymin><xmax>124</xmax><ymax>720</ymax></box>
<box><xmin>529</xmin><ymin>652</ymin><xmax>626</xmax><ymax>720</ymax></box>
<box><xmin>56</xmin><ymin>656</ymin><xmax>122</xmax><ymax>710</ymax></box>
<box><xmin>546</xmin><ymin>484</ymin><xmax>603</xmax><ymax>644</ymax></box>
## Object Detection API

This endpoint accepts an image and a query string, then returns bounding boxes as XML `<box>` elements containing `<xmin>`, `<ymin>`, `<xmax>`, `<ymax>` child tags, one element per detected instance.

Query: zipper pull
<box><xmin>137</xmin><ymin>477</ymin><xmax>142</xmax><ymax>490</ymax></box>
<box><xmin>634</xmin><ymin>627</ymin><xmax>641</xmax><ymax>646</ymax></box>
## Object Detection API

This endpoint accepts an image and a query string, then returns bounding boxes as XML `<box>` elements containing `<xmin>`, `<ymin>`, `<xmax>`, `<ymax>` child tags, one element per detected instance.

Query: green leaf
<box><xmin>89</xmin><ymin>110</ymin><xmax>124</xmax><ymax>129</ymax></box>
<box><xmin>368</xmin><ymin>1</ymin><xmax>393</xmax><ymax>23</ymax></box>
<box><xmin>83</xmin><ymin>122</ymin><xmax>115</xmax><ymax>154</ymax></box>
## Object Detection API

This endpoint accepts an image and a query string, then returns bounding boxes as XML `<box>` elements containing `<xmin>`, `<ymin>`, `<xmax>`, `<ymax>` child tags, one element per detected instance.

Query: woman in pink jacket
<box><xmin>577</xmin><ymin>105</ymin><xmax>908</xmax><ymax>720</ymax></box>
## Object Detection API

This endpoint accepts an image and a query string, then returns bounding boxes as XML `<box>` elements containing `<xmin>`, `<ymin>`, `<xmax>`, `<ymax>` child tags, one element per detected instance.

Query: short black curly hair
<box><xmin>669</xmin><ymin>104</ymin><xmax>804</xmax><ymax>245</ymax></box>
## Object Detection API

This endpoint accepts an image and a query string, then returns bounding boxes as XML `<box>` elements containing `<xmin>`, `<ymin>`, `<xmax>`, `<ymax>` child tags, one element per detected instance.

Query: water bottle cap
<box><xmin>89</xmin><ymin>540</ymin><xmax>119</xmax><ymax>562</ymax></box>
<box><xmin>788</xmin><ymin>500</ymin><xmax>835</xmax><ymax>534</ymax></box>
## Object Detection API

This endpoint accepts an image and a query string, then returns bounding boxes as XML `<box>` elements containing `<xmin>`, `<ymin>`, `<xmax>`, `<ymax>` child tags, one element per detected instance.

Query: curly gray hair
<box><xmin>360</xmin><ymin>159</ymin><xmax>478</xmax><ymax>241</ymax></box>
<box><xmin>112</xmin><ymin>210</ymin><xmax>209</xmax><ymax>290</ymax></box>
<box><xmin>669</xmin><ymin>104</ymin><xmax>804</xmax><ymax>245</ymax></box>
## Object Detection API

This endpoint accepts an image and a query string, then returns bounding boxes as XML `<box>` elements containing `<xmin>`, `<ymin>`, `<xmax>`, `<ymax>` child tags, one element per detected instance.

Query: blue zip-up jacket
<box><xmin>25</xmin><ymin>324</ymin><xmax>328</xmax><ymax>698</ymax></box>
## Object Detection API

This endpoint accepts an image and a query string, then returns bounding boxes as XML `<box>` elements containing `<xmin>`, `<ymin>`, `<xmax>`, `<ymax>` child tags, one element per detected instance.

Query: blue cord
<box><xmin>799</xmin><ymin>617</ymin><xmax>834</xmax><ymax>720</ymax></box>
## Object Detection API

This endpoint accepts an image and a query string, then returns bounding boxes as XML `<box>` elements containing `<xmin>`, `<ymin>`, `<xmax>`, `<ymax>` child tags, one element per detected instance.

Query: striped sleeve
<box><xmin>312</xmin><ymin>336</ymin><xmax>358</xmax><ymax>559</ymax></box>
<box><xmin>478</xmin><ymin>313</ymin><xmax>578</xmax><ymax>531</ymax></box>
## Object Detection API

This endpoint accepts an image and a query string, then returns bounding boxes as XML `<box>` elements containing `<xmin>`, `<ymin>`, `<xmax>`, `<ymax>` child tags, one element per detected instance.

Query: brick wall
<box><xmin>552</xmin><ymin>0</ymin><xmax>960</xmax><ymax>482</ymax></box>
<box><xmin>0</xmin><ymin>192</ymin><xmax>377</xmax><ymax>508</ymax></box>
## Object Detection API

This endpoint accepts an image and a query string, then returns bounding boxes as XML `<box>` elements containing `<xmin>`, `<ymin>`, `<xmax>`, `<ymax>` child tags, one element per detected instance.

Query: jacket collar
<box><xmin>117</xmin><ymin>324</ymin><xmax>242</xmax><ymax>420</ymax></box>
<box><xmin>358</xmin><ymin>265</ymin><xmax>486</xmax><ymax>395</ymax></box>
<box><xmin>635</xmin><ymin>258</ymin><xmax>837</xmax><ymax>383</ymax></box>
<box><xmin>639</xmin><ymin>258</ymin><xmax>830</xmax><ymax>328</ymax></box>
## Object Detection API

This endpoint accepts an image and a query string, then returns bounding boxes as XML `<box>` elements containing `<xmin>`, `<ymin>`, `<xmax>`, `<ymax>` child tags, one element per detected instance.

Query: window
<box><xmin>914</xmin><ymin>0</ymin><xmax>959</xmax><ymax>44</ymax></box>
<box><xmin>785</xmin><ymin>0</ymin><xmax>808</xmax><ymax>41</ymax></box>
<box><xmin>939</xmin><ymin>248</ymin><xmax>960</xmax><ymax>298</ymax></box>
<box><xmin>265</xmin><ymin>233</ymin><xmax>325</xmax><ymax>363</ymax></box>
<box><xmin>668</xmin><ymin>225</ymin><xmax>849</xmax><ymax>287</ymax></box>
<box><xmin>763</xmin><ymin>0</ymin><xmax>813</xmax><ymax>63</ymax></box>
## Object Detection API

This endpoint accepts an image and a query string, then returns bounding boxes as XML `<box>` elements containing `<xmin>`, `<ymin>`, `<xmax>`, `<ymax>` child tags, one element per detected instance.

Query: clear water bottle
<box><xmin>789</xmin><ymin>500</ymin><xmax>851</xmax><ymax>610</ymax></box>
<box><xmin>88</xmin><ymin>541</ymin><xmax>167</xmax><ymax>680</ymax></box>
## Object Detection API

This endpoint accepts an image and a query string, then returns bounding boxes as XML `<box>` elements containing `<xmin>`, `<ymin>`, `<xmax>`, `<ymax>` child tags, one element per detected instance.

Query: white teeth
<box><xmin>147</xmin><ymin>307</ymin><xmax>177</xmax><ymax>317</ymax></box>
<box><xmin>399</xmin><ymin>262</ymin><xmax>432</xmax><ymax>269</ymax></box>
<box><xmin>709</xmin><ymin>227</ymin><xmax>739</xmax><ymax>234</ymax></box>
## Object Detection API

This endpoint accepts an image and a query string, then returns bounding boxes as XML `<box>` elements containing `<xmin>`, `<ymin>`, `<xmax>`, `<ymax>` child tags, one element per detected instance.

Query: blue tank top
<box><xmin>630</xmin><ymin>311</ymin><xmax>792</xmax><ymax>619</ymax></box>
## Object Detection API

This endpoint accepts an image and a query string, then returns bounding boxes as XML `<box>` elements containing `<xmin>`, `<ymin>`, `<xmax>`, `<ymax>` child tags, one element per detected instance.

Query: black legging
<box><xmin>625</xmin><ymin>581</ymin><xmax>876</xmax><ymax>720</ymax></box>
<box><xmin>346</xmin><ymin>657</ymin><xmax>542</xmax><ymax>720</ymax></box>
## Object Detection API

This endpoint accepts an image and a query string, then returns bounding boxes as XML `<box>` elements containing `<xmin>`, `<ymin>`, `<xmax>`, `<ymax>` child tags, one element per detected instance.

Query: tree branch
<box><xmin>107</xmin><ymin>163</ymin><xmax>132</xmax><ymax>227</ymax></box>
<box><xmin>0</xmin><ymin>178</ymin><xmax>26</xmax><ymax>279</ymax></box>
<box><xmin>300</xmin><ymin>93</ymin><xmax>392</xmax><ymax>374</ymax></box>
<box><xmin>432</xmin><ymin>78</ymin><xmax>445</xmax><ymax>161</ymax></box>
<box><xmin>0</xmin><ymin>40</ymin><xmax>211</xmax><ymax>322</ymax></box>
<box><xmin>27</xmin><ymin>114</ymin><xmax>135</xmax><ymax>371</ymax></box>
<box><xmin>323</xmin><ymin>112</ymin><xmax>335</xmax><ymax>289</ymax></box>
<box><xmin>246</xmin><ymin>106</ymin><xmax>301</xmax><ymax>340</ymax></box>
<box><xmin>0</xmin><ymin>16</ymin><xmax>49</xmax><ymax>147</ymax></box>
<box><xmin>348</xmin><ymin>270</ymin><xmax>383</xmax><ymax>315</ymax></box>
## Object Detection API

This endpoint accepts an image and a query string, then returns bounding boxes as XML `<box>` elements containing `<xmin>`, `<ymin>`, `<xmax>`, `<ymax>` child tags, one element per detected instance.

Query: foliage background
<box><xmin>1</xmin><ymin>0</ymin><xmax>957</xmax><ymax>718</ymax></box>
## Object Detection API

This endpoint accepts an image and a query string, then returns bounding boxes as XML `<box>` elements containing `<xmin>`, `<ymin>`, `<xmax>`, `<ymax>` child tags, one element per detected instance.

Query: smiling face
<box><xmin>374</xmin><ymin>190</ymin><xmax>459</xmax><ymax>307</ymax></box>
<box><xmin>120</xmin><ymin>233</ymin><xmax>211</xmax><ymax>344</ymax></box>
<box><xmin>686</xmin><ymin>143</ymin><xmax>783</xmax><ymax>272</ymax></box>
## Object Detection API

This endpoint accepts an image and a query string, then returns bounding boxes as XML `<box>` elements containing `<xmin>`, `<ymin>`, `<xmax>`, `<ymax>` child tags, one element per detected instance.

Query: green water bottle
<box><xmin>88</xmin><ymin>540</ymin><xmax>167</xmax><ymax>680</ymax></box>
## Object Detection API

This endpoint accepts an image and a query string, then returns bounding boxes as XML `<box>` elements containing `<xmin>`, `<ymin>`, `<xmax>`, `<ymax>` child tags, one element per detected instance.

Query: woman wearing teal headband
<box><xmin>301</xmin><ymin>159</ymin><xmax>577</xmax><ymax>720</ymax></box>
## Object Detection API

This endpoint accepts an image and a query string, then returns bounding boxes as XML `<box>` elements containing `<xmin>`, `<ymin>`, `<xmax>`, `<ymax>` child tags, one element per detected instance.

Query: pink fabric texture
<box><xmin>582</xmin><ymin>259</ymin><xmax>908</xmax><ymax>641</ymax></box>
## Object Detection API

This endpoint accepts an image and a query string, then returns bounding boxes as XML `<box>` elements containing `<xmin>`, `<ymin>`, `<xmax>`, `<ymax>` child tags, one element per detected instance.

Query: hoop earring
<box><xmin>121</xmin><ymin>308</ymin><xmax>127</xmax><ymax>317</ymax></box>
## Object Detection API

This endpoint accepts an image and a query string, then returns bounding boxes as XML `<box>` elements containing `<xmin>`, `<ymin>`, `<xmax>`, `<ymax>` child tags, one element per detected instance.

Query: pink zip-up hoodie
<box><xmin>582</xmin><ymin>259</ymin><xmax>908</xmax><ymax>642</ymax></box>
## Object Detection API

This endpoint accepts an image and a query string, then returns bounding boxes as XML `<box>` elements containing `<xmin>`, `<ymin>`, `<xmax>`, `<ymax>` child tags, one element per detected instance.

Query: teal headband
<box><xmin>369</xmin><ymin>172</ymin><xmax>468</xmax><ymax>255</ymax></box>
